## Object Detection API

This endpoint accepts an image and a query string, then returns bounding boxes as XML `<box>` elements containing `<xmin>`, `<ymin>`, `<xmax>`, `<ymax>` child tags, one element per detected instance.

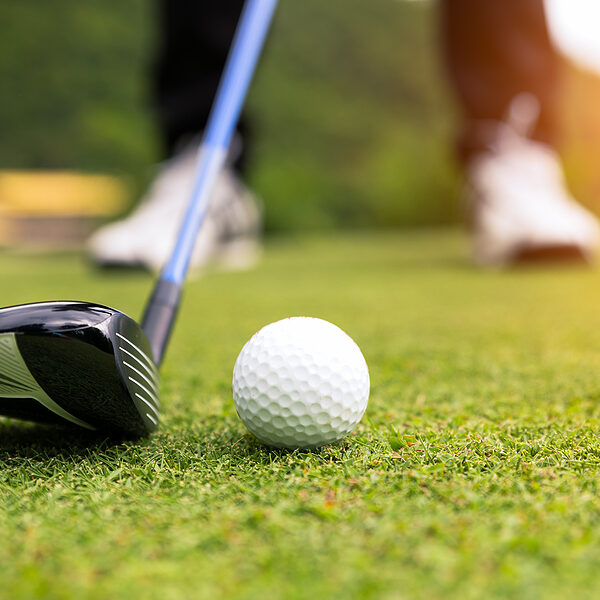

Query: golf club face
<box><xmin>0</xmin><ymin>301</ymin><xmax>159</xmax><ymax>437</ymax></box>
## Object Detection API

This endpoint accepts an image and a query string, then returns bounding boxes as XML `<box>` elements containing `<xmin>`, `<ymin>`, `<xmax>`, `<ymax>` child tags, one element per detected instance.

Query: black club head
<box><xmin>0</xmin><ymin>301</ymin><xmax>159</xmax><ymax>437</ymax></box>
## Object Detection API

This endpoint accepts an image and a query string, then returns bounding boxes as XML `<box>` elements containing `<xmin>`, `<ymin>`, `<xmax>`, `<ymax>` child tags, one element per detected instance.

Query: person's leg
<box><xmin>441</xmin><ymin>0</ymin><xmax>599</xmax><ymax>265</ymax></box>
<box><xmin>88</xmin><ymin>0</ymin><xmax>261</xmax><ymax>271</ymax></box>
<box><xmin>153</xmin><ymin>0</ymin><xmax>250</xmax><ymax>172</ymax></box>
<box><xmin>441</xmin><ymin>0</ymin><xmax>558</xmax><ymax>163</ymax></box>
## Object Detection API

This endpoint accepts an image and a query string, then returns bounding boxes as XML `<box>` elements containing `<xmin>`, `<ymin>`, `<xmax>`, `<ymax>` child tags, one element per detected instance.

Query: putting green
<box><xmin>0</xmin><ymin>229</ymin><xmax>600</xmax><ymax>599</ymax></box>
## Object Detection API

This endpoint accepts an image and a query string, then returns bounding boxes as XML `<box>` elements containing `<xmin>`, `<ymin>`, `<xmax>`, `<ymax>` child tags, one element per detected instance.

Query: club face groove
<box><xmin>0</xmin><ymin>301</ymin><xmax>159</xmax><ymax>437</ymax></box>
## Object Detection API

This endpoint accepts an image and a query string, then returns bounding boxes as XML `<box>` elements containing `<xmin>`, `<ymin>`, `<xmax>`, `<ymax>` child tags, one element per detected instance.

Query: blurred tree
<box><xmin>248</xmin><ymin>0</ymin><xmax>461</xmax><ymax>230</ymax></box>
<box><xmin>0</xmin><ymin>0</ymin><xmax>463</xmax><ymax>229</ymax></box>
<box><xmin>0</xmin><ymin>0</ymin><xmax>157</xmax><ymax>174</ymax></box>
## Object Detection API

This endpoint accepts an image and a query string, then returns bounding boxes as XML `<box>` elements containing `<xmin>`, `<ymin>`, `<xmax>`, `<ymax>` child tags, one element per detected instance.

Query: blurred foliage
<box><xmin>246</xmin><ymin>0</ymin><xmax>461</xmax><ymax>230</ymax></box>
<box><xmin>0</xmin><ymin>0</ymin><xmax>461</xmax><ymax>230</ymax></box>
<box><xmin>2</xmin><ymin>0</ymin><xmax>599</xmax><ymax>231</ymax></box>
<box><xmin>0</xmin><ymin>0</ymin><xmax>157</xmax><ymax>174</ymax></box>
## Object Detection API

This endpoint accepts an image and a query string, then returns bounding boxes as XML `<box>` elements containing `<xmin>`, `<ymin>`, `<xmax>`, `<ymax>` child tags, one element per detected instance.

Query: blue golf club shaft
<box><xmin>142</xmin><ymin>0</ymin><xmax>278</xmax><ymax>364</ymax></box>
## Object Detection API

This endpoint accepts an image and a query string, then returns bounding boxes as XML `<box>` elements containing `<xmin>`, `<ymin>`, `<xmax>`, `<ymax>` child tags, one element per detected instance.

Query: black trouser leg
<box><xmin>441</xmin><ymin>0</ymin><xmax>560</xmax><ymax>163</ymax></box>
<box><xmin>153</xmin><ymin>0</ymin><xmax>249</xmax><ymax>172</ymax></box>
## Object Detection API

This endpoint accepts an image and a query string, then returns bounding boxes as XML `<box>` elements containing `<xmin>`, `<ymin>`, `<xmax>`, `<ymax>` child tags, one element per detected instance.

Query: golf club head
<box><xmin>0</xmin><ymin>301</ymin><xmax>159</xmax><ymax>437</ymax></box>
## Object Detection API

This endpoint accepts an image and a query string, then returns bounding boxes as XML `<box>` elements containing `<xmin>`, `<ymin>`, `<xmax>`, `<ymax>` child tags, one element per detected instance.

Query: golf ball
<box><xmin>232</xmin><ymin>317</ymin><xmax>369</xmax><ymax>449</ymax></box>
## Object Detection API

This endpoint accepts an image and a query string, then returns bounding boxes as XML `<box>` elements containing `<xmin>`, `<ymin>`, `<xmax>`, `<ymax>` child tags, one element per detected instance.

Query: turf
<box><xmin>2</xmin><ymin>230</ymin><xmax>600</xmax><ymax>599</ymax></box>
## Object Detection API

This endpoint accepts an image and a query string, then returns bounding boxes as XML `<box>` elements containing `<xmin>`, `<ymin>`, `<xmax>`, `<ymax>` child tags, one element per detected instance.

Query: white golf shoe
<box><xmin>88</xmin><ymin>143</ymin><xmax>261</xmax><ymax>272</ymax></box>
<box><xmin>468</xmin><ymin>124</ymin><xmax>599</xmax><ymax>266</ymax></box>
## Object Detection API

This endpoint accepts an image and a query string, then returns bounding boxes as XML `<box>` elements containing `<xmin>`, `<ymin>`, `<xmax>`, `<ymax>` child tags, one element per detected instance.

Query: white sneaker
<box><xmin>468</xmin><ymin>123</ymin><xmax>599</xmax><ymax>266</ymax></box>
<box><xmin>88</xmin><ymin>143</ymin><xmax>261</xmax><ymax>272</ymax></box>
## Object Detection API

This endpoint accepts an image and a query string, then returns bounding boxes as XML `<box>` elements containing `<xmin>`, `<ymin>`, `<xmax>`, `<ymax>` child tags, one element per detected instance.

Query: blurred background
<box><xmin>0</xmin><ymin>0</ymin><xmax>599</xmax><ymax>246</ymax></box>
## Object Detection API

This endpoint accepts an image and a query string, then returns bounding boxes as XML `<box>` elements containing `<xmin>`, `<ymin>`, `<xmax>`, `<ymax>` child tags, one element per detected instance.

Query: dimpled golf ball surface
<box><xmin>232</xmin><ymin>317</ymin><xmax>369</xmax><ymax>449</ymax></box>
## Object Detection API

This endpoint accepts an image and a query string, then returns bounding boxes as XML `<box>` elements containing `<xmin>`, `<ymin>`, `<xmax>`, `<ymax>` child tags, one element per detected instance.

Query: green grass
<box><xmin>2</xmin><ymin>230</ymin><xmax>600</xmax><ymax>598</ymax></box>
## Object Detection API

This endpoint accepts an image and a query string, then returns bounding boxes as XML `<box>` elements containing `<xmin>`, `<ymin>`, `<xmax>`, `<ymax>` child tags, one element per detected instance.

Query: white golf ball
<box><xmin>232</xmin><ymin>317</ymin><xmax>369</xmax><ymax>449</ymax></box>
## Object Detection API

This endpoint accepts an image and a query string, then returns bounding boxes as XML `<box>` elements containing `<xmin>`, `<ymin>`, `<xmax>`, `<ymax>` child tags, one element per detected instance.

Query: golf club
<box><xmin>0</xmin><ymin>0</ymin><xmax>278</xmax><ymax>437</ymax></box>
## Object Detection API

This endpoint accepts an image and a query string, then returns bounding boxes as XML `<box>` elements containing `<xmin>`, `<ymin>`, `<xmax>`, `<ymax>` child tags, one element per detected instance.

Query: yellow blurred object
<box><xmin>0</xmin><ymin>170</ymin><xmax>128</xmax><ymax>249</ymax></box>
<box><xmin>0</xmin><ymin>171</ymin><xmax>126</xmax><ymax>216</ymax></box>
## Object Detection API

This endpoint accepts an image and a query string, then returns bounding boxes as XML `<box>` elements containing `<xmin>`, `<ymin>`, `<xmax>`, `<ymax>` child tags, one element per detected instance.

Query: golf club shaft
<box><xmin>142</xmin><ymin>0</ymin><xmax>278</xmax><ymax>365</ymax></box>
